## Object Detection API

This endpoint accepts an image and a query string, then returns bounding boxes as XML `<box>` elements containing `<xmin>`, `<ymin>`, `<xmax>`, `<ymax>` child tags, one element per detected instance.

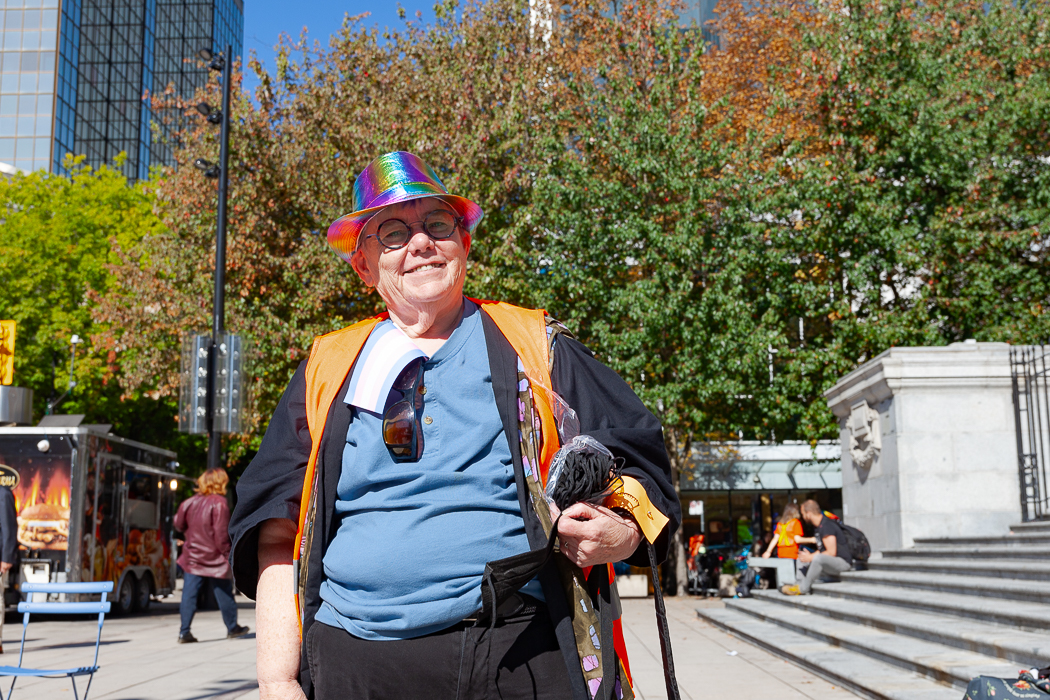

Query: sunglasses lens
<box><xmin>383</xmin><ymin>362</ymin><xmax>423</xmax><ymax>461</ymax></box>
<box><xmin>392</xmin><ymin>361</ymin><xmax>422</xmax><ymax>391</ymax></box>
<box><xmin>423</xmin><ymin>210</ymin><xmax>457</xmax><ymax>239</ymax></box>
<box><xmin>383</xmin><ymin>401</ymin><xmax>414</xmax><ymax>445</ymax></box>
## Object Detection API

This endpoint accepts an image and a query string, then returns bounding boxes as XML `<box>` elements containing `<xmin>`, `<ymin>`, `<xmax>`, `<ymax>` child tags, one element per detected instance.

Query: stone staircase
<box><xmin>697</xmin><ymin>521</ymin><xmax>1050</xmax><ymax>700</ymax></box>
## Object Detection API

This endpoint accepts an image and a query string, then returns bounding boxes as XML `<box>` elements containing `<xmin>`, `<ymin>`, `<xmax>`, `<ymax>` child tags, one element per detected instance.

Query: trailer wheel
<box><xmin>133</xmin><ymin>574</ymin><xmax>152</xmax><ymax>613</ymax></box>
<box><xmin>113</xmin><ymin>574</ymin><xmax>136</xmax><ymax>616</ymax></box>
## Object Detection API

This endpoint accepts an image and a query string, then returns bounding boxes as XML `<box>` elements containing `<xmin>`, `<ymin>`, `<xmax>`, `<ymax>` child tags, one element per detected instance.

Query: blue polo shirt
<box><xmin>316</xmin><ymin>301</ymin><xmax>540</xmax><ymax>640</ymax></box>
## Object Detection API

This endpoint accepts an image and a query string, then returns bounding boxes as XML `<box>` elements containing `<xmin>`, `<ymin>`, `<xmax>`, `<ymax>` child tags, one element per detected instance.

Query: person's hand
<box><xmin>258</xmin><ymin>680</ymin><xmax>308</xmax><ymax>700</ymax></box>
<box><xmin>760</xmin><ymin>551</ymin><xmax>771</xmax><ymax>559</ymax></box>
<box><xmin>0</xmin><ymin>561</ymin><xmax>11</xmax><ymax>575</ymax></box>
<box><xmin>797</xmin><ymin>549</ymin><xmax>814</xmax><ymax>564</ymax></box>
<box><xmin>552</xmin><ymin>502</ymin><xmax>642</xmax><ymax>568</ymax></box>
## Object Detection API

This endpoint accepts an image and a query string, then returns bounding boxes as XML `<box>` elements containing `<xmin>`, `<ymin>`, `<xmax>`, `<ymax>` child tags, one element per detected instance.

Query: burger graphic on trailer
<box><xmin>0</xmin><ymin>420</ymin><xmax>189</xmax><ymax>615</ymax></box>
<box><xmin>19</xmin><ymin>503</ymin><xmax>70</xmax><ymax>549</ymax></box>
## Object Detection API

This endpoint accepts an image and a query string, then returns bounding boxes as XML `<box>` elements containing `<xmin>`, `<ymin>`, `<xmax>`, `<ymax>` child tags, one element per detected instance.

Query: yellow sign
<box><xmin>0</xmin><ymin>320</ymin><xmax>14</xmax><ymax>385</ymax></box>
<box><xmin>0</xmin><ymin>465</ymin><xmax>19</xmax><ymax>489</ymax></box>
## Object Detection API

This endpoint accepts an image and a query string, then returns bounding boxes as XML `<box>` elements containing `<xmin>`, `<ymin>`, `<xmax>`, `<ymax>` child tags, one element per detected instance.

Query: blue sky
<box><xmin>242</xmin><ymin>1</ymin><xmax>436</xmax><ymax>93</ymax></box>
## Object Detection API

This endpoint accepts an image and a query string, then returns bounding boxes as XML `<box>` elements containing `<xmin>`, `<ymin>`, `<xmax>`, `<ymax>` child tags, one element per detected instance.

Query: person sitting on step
<box><xmin>781</xmin><ymin>499</ymin><xmax>852</xmax><ymax>595</ymax></box>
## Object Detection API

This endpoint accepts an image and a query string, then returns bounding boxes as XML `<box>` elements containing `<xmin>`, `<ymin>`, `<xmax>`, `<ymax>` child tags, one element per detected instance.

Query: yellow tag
<box><xmin>605</xmin><ymin>476</ymin><xmax>669</xmax><ymax>544</ymax></box>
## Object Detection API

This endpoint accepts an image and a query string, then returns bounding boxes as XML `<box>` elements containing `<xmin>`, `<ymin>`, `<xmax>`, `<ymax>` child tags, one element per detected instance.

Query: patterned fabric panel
<box><xmin>515</xmin><ymin>351</ymin><xmax>632</xmax><ymax>700</ymax></box>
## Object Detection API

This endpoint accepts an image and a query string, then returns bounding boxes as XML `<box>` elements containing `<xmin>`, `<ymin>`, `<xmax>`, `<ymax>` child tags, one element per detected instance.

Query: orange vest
<box><xmin>775</xmin><ymin>519</ymin><xmax>802</xmax><ymax>559</ymax></box>
<box><xmin>294</xmin><ymin>299</ymin><xmax>558</xmax><ymax>570</ymax></box>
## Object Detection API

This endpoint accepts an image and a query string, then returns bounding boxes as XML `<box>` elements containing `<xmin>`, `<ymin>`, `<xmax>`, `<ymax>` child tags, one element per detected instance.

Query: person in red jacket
<box><xmin>174</xmin><ymin>468</ymin><xmax>249</xmax><ymax>644</ymax></box>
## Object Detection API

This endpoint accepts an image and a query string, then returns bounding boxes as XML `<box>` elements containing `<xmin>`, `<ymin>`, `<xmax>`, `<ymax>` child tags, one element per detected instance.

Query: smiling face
<box><xmin>350</xmin><ymin>197</ymin><xmax>472</xmax><ymax>317</ymax></box>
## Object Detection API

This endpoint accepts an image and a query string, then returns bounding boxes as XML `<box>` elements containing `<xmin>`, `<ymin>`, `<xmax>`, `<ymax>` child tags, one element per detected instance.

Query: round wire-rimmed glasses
<box><xmin>366</xmin><ymin>209</ymin><xmax>463</xmax><ymax>250</ymax></box>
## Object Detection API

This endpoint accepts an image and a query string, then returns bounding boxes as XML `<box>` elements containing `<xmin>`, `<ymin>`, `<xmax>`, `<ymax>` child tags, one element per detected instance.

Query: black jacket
<box><xmin>0</xmin><ymin>486</ymin><xmax>15</xmax><ymax>565</ymax></box>
<box><xmin>229</xmin><ymin>313</ymin><xmax>680</xmax><ymax>698</ymax></box>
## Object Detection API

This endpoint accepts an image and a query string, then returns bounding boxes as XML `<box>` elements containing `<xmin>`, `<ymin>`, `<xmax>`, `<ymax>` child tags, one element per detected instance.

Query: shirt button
<box><xmin>423</xmin><ymin>416</ymin><xmax>434</xmax><ymax>425</ymax></box>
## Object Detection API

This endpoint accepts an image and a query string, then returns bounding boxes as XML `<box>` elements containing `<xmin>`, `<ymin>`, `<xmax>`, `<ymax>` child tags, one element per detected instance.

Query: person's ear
<box><xmin>350</xmin><ymin>246</ymin><xmax>377</xmax><ymax>288</ymax></box>
<box><xmin>461</xmin><ymin>231</ymin><xmax>471</xmax><ymax>258</ymax></box>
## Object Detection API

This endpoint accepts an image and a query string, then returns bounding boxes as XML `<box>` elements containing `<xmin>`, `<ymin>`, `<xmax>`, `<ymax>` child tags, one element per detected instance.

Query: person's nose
<box><xmin>404</xmin><ymin>226</ymin><xmax>436</xmax><ymax>254</ymax></box>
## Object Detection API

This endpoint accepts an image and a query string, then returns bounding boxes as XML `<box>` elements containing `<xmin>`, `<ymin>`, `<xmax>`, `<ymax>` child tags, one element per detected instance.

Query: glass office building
<box><xmin>0</xmin><ymin>0</ymin><xmax>242</xmax><ymax>179</ymax></box>
<box><xmin>679</xmin><ymin>0</ymin><xmax>719</xmax><ymax>46</ymax></box>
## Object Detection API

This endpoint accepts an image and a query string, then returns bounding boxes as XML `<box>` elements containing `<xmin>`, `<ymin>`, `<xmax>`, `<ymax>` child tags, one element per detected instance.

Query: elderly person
<box><xmin>229</xmin><ymin>151</ymin><xmax>679</xmax><ymax>700</ymax></box>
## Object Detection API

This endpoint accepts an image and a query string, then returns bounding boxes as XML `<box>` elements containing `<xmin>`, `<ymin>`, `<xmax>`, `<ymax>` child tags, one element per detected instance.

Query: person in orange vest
<box><xmin>229</xmin><ymin>152</ymin><xmax>680</xmax><ymax>700</ymax></box>
<box><xmin>760</xmin><ymin>502</ymin><xmax>804</xmax><ymax>560</ymax></box>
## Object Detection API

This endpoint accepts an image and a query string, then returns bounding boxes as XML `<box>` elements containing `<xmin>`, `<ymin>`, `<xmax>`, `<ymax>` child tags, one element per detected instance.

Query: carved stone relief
<box><xmin>849</xmin><ymin>399</ymin><xmax>881</xmax><ymax>470</ymax></box>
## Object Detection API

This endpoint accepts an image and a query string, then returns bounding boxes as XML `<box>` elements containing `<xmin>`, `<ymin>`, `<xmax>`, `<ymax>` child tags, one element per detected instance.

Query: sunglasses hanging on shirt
<box><xmin>383</xmin><ymin>359</ymin><xmax>425</xmax><ymax>461</ymax></box>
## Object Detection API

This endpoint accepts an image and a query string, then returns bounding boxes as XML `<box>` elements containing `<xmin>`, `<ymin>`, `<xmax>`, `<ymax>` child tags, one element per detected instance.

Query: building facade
<box><xmin>0</xmin><ymin>0</ymin><xmax>242</xmax><ymax>179</ymax></box>
<box><xmin>680</xmin><ymin>441</ymin><xmax>843</xmax><ymax>548</ymax></box>
<box><xmin>678</xmin><ymin>0</ymin><xmax>719</xmax><ymax>45</ymax></box>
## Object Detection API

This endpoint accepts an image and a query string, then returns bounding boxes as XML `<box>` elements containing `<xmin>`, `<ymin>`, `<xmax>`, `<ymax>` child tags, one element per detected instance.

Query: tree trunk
<box><xmin>673</xmin><ymin>517</ymin><xmax>688</xmax><ymax>596</ymax></box>
<box><xmin>665</xmin><ymin>427</ymin><xmax>690</xmax><ymax>596</ymax></box>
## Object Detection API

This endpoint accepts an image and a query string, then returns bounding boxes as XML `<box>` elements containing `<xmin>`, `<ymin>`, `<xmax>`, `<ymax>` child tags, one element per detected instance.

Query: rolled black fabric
<box><xmin>548</xmin><ymin>448</ymin><xmax>623</xmax><ymax>512</ymax></box>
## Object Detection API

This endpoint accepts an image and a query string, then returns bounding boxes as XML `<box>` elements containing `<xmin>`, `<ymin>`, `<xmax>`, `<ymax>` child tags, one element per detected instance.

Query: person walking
<box><xmin>0</xmin><ymin>485</ymin><xmax>17</xmax><ymax>654</ymax></box>
<box><xmin>174</xmin><ymin>469</ymin><xmax>248</xmax><ymax>643</ymax></box>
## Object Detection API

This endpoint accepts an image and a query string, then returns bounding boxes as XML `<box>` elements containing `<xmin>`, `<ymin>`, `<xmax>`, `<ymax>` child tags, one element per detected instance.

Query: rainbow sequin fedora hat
<box><xmin>327</xmin><ymin>151</ymin><xmax>484</xmax><ymax>261</ymax></box>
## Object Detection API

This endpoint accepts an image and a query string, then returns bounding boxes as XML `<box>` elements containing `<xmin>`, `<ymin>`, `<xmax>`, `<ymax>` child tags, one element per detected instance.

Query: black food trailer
<box><xmin>0</xmin><ymin>425</ymin><xmax>187</xmax><ymax>614</ymax></box>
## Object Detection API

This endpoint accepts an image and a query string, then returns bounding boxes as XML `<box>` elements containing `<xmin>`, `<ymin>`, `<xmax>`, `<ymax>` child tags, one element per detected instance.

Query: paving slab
<box><xmin>0</xmin><ymin>591</ymin><xmax>859</xmax><ymax>700</ymax></box>
<box><xmin>625</xmin><ymin>597</ymin><xmax>859</xmax><ymax>700</ymax></box>
<box><xmin>0</xmin><ymin>593</ymin><xmax>258</xmax><ymax>700</ymax></box>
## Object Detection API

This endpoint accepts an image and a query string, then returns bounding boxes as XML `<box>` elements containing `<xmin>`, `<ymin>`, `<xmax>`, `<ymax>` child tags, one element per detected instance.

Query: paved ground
<box><xmin>0</xmin><ymin>591</ymin><xmax>859</xmax><ymax>699</ymax></box>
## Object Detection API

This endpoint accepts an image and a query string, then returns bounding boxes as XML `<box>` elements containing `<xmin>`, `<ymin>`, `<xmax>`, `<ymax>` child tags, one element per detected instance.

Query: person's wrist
<box><xmin>258</xmin><ymin>679</ymin><xmax>306</xmax><ymax>700</ymax></box>
<box><xmin>612</xmin><ymin>508</ymin><xmax>642</xmax><ymax>555</ymax></box>
<box><xmin>612</xmin><ymin>507</ymin><xmax>641</xmax><ymax>533</ymax></box>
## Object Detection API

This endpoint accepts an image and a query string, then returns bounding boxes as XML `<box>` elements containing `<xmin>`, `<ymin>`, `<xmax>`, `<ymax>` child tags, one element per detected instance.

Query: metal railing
<box><xmin>1010</xmin><ymin>345</ymin><xmax>1050</xmax><ymax>522</ymax></box>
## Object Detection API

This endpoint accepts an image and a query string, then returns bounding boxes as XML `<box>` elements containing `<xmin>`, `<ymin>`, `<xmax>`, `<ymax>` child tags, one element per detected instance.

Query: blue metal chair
<box><xmin>0</xmin><ymin>581</ymin><xmax>113</xmax><ymax>700</ymax></box>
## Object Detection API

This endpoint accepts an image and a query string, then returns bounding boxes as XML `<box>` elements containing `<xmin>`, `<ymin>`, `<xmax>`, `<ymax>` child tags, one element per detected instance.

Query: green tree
<box><xmin>95</xmin><ymin>0</ymin><xmax>619</xmax><ymax>467</ymax></box>
<box><xmin>479</xmin><ymin>1</ymin><xmax>755</xmax><ymax>593</ymax></box>
<box><xmin>736</xmin><ymin>0</ymin><xmax>1050</xmax><ymax>438</ymax></box>
<box><xmin>0</xmin><ymin>157</ymin><xmax>202</xmax><ymax>463</ymax></box>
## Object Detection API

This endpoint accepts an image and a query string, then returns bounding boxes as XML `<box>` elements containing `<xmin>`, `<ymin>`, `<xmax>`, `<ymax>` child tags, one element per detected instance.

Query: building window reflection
<box><xmin>1</xmin><ymin>0</ymin><xmax>242</xmax><ymax>178</ymax></box>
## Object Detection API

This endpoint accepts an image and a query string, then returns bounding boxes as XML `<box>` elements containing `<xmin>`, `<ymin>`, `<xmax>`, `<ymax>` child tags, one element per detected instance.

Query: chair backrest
<box><xmin>16</xmin><ymin>582</ymin><xmax>113</xmax><ymax>670</ymax></box>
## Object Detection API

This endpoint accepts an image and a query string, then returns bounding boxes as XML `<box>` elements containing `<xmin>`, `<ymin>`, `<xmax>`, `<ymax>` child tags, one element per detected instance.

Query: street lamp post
<box><xmin>197</xmin><ymin>45</ymin><xmax>233</xmax><ymax>472</ymax></box>
<box><xmin>178</xmin><ymin>46</ymin><xmax>245</xmax><ymax>457</ymax></box>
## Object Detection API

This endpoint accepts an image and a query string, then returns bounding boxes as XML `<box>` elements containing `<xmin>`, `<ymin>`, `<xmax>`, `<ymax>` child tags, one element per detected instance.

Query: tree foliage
<box><xmin>93</xmin><ymin>0</ymin><xmax>1050</xmax><ymax>469</ymax></box>
<box><xmin>0</xmin><ymin>157</ymin><xmax>202</xmax><ymax>457</ymax></box>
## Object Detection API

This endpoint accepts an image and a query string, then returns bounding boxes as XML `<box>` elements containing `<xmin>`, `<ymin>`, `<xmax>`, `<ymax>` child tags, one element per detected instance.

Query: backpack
<box><xmin>839</xmin><ymin>522</ymin><xmax>871</xmax><ymax>563</ymax></box>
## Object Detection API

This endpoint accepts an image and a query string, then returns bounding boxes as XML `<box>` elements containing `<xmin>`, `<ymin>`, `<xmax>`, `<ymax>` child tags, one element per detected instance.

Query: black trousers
<box><xmin>307</xmin><ymin>612</ymin><xmax>573</xmax><ymax>700</ymax></box>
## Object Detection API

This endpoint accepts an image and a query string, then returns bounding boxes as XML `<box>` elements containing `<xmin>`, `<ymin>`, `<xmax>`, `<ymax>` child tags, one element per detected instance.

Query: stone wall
<box><xmin>824</xmin><ymin>341</ymin><xmax>1019</xmax><ymax>551</ymax></box>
